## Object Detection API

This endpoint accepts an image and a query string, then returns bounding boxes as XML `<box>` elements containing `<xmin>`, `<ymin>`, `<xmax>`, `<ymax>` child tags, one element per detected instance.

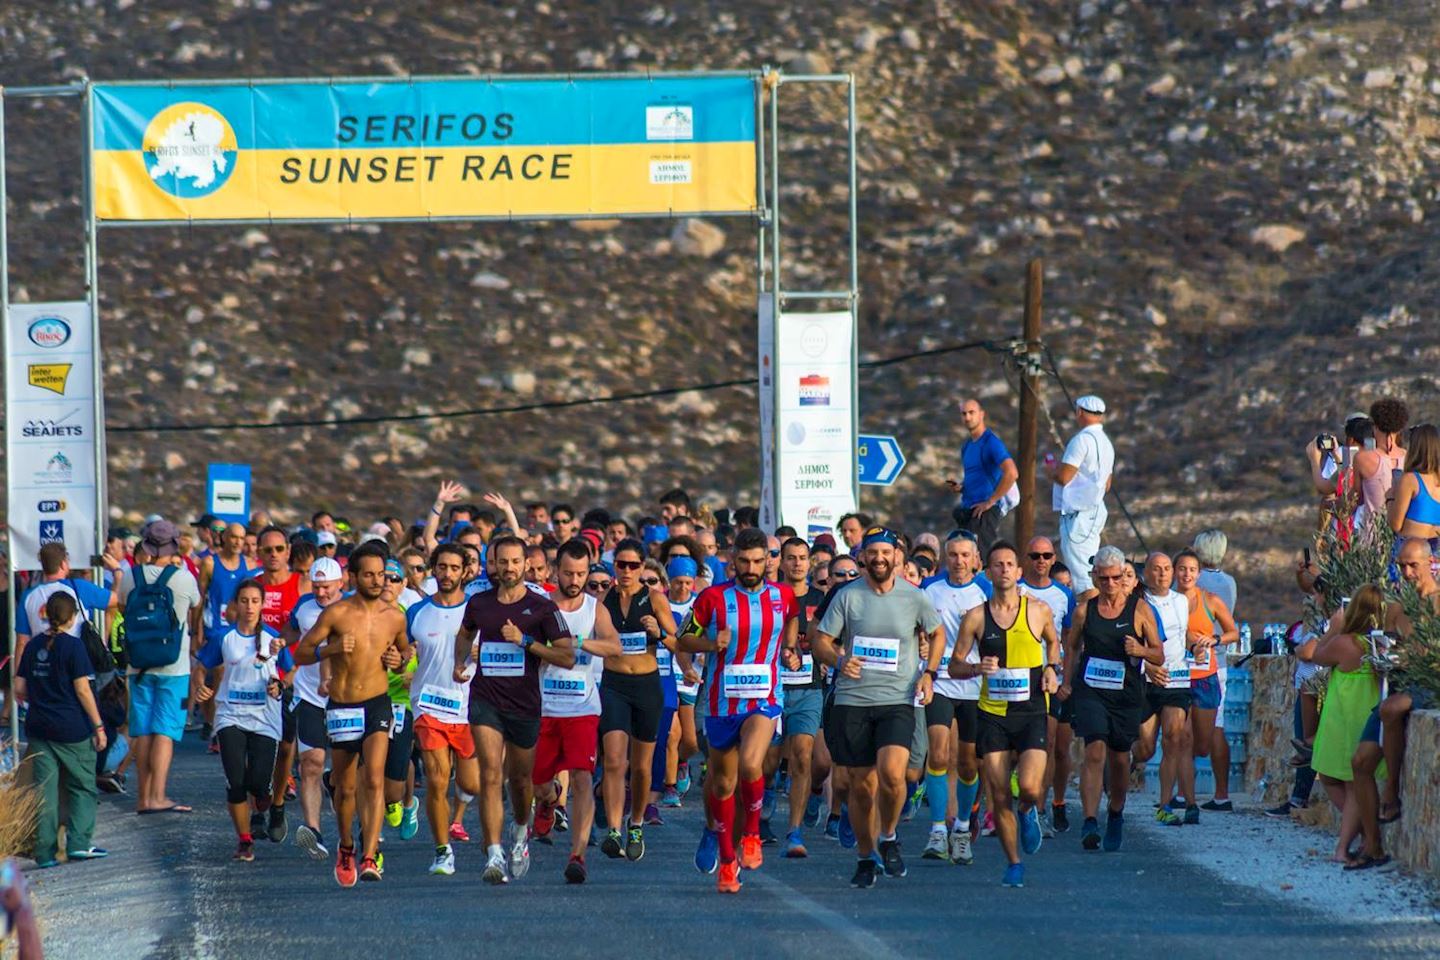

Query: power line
<box><xmin>104</xmin><ymin>337</ymin><xmax>1004</xmax><ymax>434</ymax></box>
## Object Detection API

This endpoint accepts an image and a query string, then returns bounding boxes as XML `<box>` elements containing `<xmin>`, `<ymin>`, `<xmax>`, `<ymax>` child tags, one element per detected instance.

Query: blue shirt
<box><xmin>960</xmin><ymin>428</ymin><xmax>1013</xmax><ymax>509</ymax></box>
<box><xmin>16</xmin><ymin>578</ymin><xmax>113</xmax><ymax>638</ymax></box>
<box><xmin>17</xmin><ymin>632</ymin><xmax>95</xmax><ymax>743</ymax></box>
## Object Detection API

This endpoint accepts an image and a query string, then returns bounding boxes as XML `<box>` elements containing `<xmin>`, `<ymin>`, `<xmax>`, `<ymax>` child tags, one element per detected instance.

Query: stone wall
<box><xmin>1245</xmin><ymin>653</ymin><xmax>1440</xmax><ymax>879</ymax></box>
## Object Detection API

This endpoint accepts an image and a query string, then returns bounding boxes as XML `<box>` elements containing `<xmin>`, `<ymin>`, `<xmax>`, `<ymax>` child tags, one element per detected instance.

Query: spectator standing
<box><xmin>1193</xmin><ymin>528</ymin><xmax>1237</xmax><ymax>811</ymax></box>
<box><xmin>1050</xmin><ymin>396</ymin><xmax>1115</xmax><ymax>594</ymax></box>
<box><xmin>1353</xmin><ymin>398</ymin><xmax>1408</xmax><ymax>524</ymax></box>
<box><xmin>1388</xmin><ymin>423</ymin><xmax>1440</xmax><ymax>553</ymax></box>
<box><xmin>945</xmin><ymin>399</ymin><xmax>1018</xmax><ymax>555</ymax></box>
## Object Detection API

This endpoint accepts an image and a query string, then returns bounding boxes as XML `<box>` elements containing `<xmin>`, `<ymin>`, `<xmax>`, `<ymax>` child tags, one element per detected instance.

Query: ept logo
<box><xmin>27</xmin><ymin>316</ymin><xmax>72</xmax><ymax>349</ymax></box>
<box><xmin>36</xmin><ymin>499</ymin><xmax>67</xmax><ymax>513</ymax></box>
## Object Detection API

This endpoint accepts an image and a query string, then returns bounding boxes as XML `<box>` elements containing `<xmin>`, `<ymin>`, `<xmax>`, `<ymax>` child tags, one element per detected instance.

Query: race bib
<box><xmin>985</xmin><ymin>667</ymin><xmax>1032</xmax><ymax>702</ymax></box>
<box><xmin>480</xmin><ymin>641</ymin><xmax>525</xmax><ymax>677</ymax></box>
<box><xmin>226</xmin><ymin>680</ymin><xmax>268</xmax><ymax>707</ymax></box>
<box><xmin>1083</xmin><ymin>657</ymin><xmax>1126</xmax><ymax>691</ymax></box>
<box><xmin>781</xmin><ymin>653</ymin><xmax>815</xmax><ymax>686</ymax></box>
<box><xmin>326</xmin><ymin>707</ymin><xmax>365</xmax><ymax>743</ymax></box>
<box><xmin>722</xmin><ymin>663</ymin><xmax>774</xmax><ymax>700</ymax></box>
<box><xmin>620</xmin><ymin>631</ymin><xmax>649</xmax><ymax>656</ymax></box>
<box><xmin>656</xmin><ymin>646</ymin><xmax>673</xmax><ymax>672</ymax></box>
<box><xmin>851</xmin><ymin>636</ymin><xmax>900</xmax><ymax>673</ymax></box>
<box><xmin>391</xmin><ymin>702</ymin><xmax>407</xmax><ymax>734</ymax></box>
<box><xmin>416</xmin><ymin>684</ymin><xmax>467</xmax><ymax>723</ymax></box>
<box><xmin>541</xmin><ymin>668</ymin><xmax>590</xmax><ymax>704</ymax></box>
<box><xmin>1165</xmin><ymin>663</ymin><xmax>1192</xmax><ymax>690</ymax></box>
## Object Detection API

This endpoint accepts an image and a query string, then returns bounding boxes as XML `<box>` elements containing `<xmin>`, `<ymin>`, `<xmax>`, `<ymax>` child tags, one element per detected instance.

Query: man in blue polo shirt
<box><xmin>946</xmin><ymin>399</ymin><xmax>1018</xmax><ymax>553</ymax></box>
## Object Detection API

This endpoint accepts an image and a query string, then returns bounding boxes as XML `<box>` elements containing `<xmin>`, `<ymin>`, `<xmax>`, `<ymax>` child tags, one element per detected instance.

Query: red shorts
<box><xmin>414</xmin><ymin>713</ymin><xmax>475</xmax><ymax>760</ymax></box>
<box><xmin>532</xmin><ymin>714</ymin><xmax>600</xmax><ymax>784</ymax></box>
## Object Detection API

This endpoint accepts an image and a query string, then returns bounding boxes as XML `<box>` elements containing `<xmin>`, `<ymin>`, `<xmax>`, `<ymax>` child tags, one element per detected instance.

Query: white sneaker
<box><xmin>429</xmin><ymin>845</ymin><xmax>456</xmax><ymax>876</ymax></box>
<box><xmin>1040</xmin><ymin>812</ymin><xmax>1056</xmax><ymax>839</ymax></box>
<box><xmin>922</xmin><ymin>824</ymin><xmax>949</xmax><ymax>860</ymax></box>
<box><xmin>949</xmin><ymin>827</ymin><xmax>974</xmax><ymax>865</ymax></box>
<box><xmin>506</xmin><ymin>820</ymin><xmax>531</xmax><ymax>879</ymax></box>
<box><xmin>482</xmin><ymin>848</ymin><xmax>509</xmax><ymax>885</ymax></box>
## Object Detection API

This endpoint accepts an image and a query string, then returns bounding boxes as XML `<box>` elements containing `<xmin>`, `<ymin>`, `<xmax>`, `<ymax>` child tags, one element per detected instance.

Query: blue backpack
<box><xmin>124</xmin><ymin>566</ymin><xmax>184</xmax><ymax>671</ymax></box>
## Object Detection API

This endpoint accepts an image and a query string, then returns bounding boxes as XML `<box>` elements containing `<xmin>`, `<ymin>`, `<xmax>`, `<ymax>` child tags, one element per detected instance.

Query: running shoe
<box><xmin>879</xmin><ymin>838</ymin><xmax>906</xmax><ymax>878</ymax></box>
<box><xmin>695</xmin><ymin>827</ymin><xmax>721</xmax><ymax>874</ymax></box>
<box><xmin>1103</xmin><ymin>812</ymin><xmax>1124</xmax><ymax>852</ymax></box>
<box><xmin>67</xmin><ymin>847</ymin><xmax>107</xmax><ymax>860</ymax></box>
<box><xmin>602</xmin><ymin>828</ymin><xmax>625</xmax><ymax>860</ymax></box>
<box><xmin>824</xmin><ymin>815</ymin><xmax>840</xmax><ymax>841</ymax></box>
<box><xmin>207</xmin><ymin>735</ymin><xmax>220</xmax><ymax>755</ymax></box>
<box><xmin>676</xmin><ymin>767</ymin><xmax>692</xmax><ymax>797</ymax></box>
<box><xmin>1200</xmin><ymin>798</ymin><xmax>1233</xmax><ymax>812</ymax></box>
<box><xmin>1020</xmin><ymin>808</ymin><xmax>1043</xmax><ymax>855</ymax></box>
<box><xmin>1081</xmin><ymin>817</ymin><xmax>1101</xmax><ymax>851</ymax></box>
<box><xmin>1052</xmin><ymin>803</ymin><xmax>1070</xmax><ymax>833</ymax></box>
<box><xmin>360</xmin><ymin>856</ymin><xmax>382</xmax><ymax>882</ymax></box>
<box><xmin>429</xmin><ymin>845</ymin><xmax>456</xmax><ymax>876</ymax></box>
<box><xmin>234</xmin><ymin>839</ymin><xmax>255</xmax><ymax>862</ymax></box>
<box><xmin>375</xmin><ymin>852</ymin><xmax>385</xmax><ymax>875</ymax></box>
<box><xmin>507</xmin><ymin>820</ymin><xmax>532</xmax><ymax>878</ymax></box>
<box><xmin>385</xmin><ymin>802</ymin><xmax>404</xmax><ymax>828</ymax></box>
<box><xmin>400</xmin><ymin>798</ymin><xmax>420</xmax><ymax>841</ymax></box>
<box><xmin>1040</xmin><ymin>811</ymin><xmax>1056</xmax><ymax>839</ymax></box>
<box><xmin>295</xmin><ymin>823</ymin><xmax>328</xmax><ymax>860</ymax></box>
<box><xmin>449</xmin><ymin>822</ymin><xmax>471</xmax><ymax>844</ymax></box>
<box><xmin>981</xmin><ymin>810</ymin><xmax>997</xmax><ymax>837</ymax></box>
<box><xmin>761</xmin><ymin>789</ymin><xmax>777</xmax><ymax>822</ymax></box>
<box><xmin>534</xmin><ymin>801</ymin><xmax>556</xmax><ymax>840</ymax></box>
<box><xmin>923</xmin><ymin>824</ymin><xmax>949</xmax><ymax>860</ymax></box>
<box><xmin>285</xmin><ymin>775</ymin><xmax>297</xmax><ymax>801</ymax></box>
<box><xmin>267</xmin><ymin>804</ymin><xmax>288</xmax><ymax>843</ymax></box>
<box><xmin>804</xmin><ymin>793</ymin><xmax>825</xmax><ymax>829</ymax></box>
<box><xmin>902</xmin><ymin>781</ymin><xmax>923</xmax><ymax>822</ymax></box>
<box><xmin>482</xmin><ymin>848</ymin><xmax>509</xmax><ymax>885</ymax></box>
<box><xmin>644</xmin><ymin>803</ymin><xmax>665</xmax><ymax>826</ymax></box>
<box><xmin>1264</xmin><ymin>801</ymin><xmax>1296</xmax><ymax>819</ymax></box>
<box><xmin>949</xmin><ymin>827</ymin><xmax>974</xmax><ymax>865</ymax></box>
<box><xmin>626</xmin><ymin>825</ymin><xmax>646</xmax><ymax>862</ymax></box>
<box><xmin>838</xmin><ymin>806</ymin><xmax>856</xmax><ymax>849</ymax></box>
<box><xmin>717</xmin><ymin>860</ymin><xmax>743</xmax><ymax>894</ymax></box>
<box><xmin>758</xmin><ymin>819</ymin><xmax>778</xmax><ymax>846</ymax></box>
<box><xmin>1002</xmin><ymin>862</ymin><xmax>1025</xmax><ymax>888</ymax></box>
<box><xmin>661</xmin><ymin>787</ymin><xmax>682</xmax><ymax>808</ymax></box>
<box><xmin>1154</xmin><ymin>807</ymin><xmax>1182</xmax><ymax>827</ymax></box>
<box><xmin>565</xmin><ymin>854</ymin><xmax>588</xmax><ymax>884</ymax></box>
<box><xmin>554</xmin><ymin>805</ymin><xmax>569</xmax><ymax>832</ymax></box>
<box><xmin>334</xmin><ymin>846</ymin><xmax>358</xmax><ymax>888</ymax></box>
<box><xmin>250</xmin><ymin>810</ymin><xmax>265</xmax><ymax>838</ymax></box>
<box><xmin>784</xmin><ymin>827</ymin><xmax>808</xmax><ymax>858</ymax></box>
<box><xmin>740</xmin><ymin>834</ymin><xmax>763</xmax><ymax>870</ymax></box>
<box><xmin>1183</xmin><ymin>805</ymin><xmax>1201</xmax><ymax>826</ymax></box>
<box><xmin>851</xmin><ymin>857</ymin><xmax>878</xmax><ymax>888</ymax></box>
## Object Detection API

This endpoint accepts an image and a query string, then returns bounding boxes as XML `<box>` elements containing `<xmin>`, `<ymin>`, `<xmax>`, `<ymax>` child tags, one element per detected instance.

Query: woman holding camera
<box><xmin>1297</xmin><ymin>585</ymin><xmax>1388</xmax><ymax>870</ymax></box>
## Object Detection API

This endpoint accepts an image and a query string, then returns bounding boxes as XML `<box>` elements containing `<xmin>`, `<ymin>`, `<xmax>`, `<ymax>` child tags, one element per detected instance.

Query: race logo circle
<box><xmin>142</xmin><ymin>102</ymin><xmax>238</xmax><ymax>198</ymax></box>
<box><xmin>27</xmin><ymin>316</ymin><xmax>71</xmax><ymax>348</ymax></box>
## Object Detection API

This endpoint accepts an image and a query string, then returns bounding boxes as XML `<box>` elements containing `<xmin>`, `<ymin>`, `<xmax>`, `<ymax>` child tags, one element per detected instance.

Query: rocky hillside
<box><xmin>3</xmin><ymin>0</ymin><xmax>1439</xmax><ymax>616</ymax></box>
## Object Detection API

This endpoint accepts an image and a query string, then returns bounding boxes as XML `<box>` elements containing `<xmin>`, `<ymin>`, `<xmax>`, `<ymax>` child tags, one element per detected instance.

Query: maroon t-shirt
<box><xmin>462</xmin><ymin>587</ymin><xmax>571</xmax><ymax>717</ymax></box>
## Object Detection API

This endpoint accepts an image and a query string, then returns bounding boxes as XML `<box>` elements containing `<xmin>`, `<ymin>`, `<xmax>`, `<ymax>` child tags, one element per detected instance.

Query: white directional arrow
<box><xmin>877</xmin><ymin>439</ymin><xmax>901</xmax><ymax>484</ymax></box>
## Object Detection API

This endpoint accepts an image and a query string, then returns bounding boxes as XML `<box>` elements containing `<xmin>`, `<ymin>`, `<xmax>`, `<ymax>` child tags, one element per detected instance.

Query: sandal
<box><xmin>1378</xmin><ymin>801</ymin><xmax>1402</xmax><ymax>824</ymax></box>
<box><xmin>1343</xmin><ymin>854</ymin><xmax>1392</xmax><ymax>871</ymax></box>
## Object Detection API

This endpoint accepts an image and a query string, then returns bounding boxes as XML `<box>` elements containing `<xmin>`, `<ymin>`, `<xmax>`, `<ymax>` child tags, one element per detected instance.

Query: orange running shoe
<box><xmin>717</xmin><ymin>860</ymin><xmax>742</xmax><ymax>894</ymax></box>
<box><xmin>334</xmin><ymin>845</ymin><xmax>358</xmax><ymax>888</ymax></box>
<box><xmin>740</xmin><ymin>834</ymin><xmax>763</xmax><ymax>870</ymax></box>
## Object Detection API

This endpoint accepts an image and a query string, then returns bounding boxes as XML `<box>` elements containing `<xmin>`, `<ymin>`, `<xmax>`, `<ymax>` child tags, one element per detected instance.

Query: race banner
<box><xmin>5</xmin><ymin>302</ymin><xmax>99</xmax><ymax>570</ymax></box>
<box><xmin>775</xmin><ymin>311</ymin><xmax>857</xmax><ymax>537</ymax></box>
<box><xmin>91</xmin><ymin>76</ymin><xmax>758</xmax><ymax>222</ymax></box>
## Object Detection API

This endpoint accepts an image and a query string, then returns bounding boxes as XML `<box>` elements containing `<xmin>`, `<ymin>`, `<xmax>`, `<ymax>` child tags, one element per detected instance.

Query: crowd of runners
<box><xmin>8</xmin><ymin>394</ymin><xmax>1264</xmax><ymax>891</ymax></box>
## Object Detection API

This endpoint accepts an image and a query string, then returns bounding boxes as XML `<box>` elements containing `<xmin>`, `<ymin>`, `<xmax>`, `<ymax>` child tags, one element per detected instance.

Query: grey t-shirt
<box><xmin>818</xmin><ymin>579</ymin><xmax>941</xmax><ymax>707</ymax></box>
<box><xmin>119</xmin><ymin>563</ymin><xmax>202</xmax><ymax>678</ymax></box>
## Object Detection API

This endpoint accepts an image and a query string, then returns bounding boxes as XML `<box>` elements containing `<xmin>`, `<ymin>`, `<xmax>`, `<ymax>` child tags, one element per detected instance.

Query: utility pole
<box><xmin>1015</xmin><ymin>258</ymin><xmax>1043</xmax><ymax>548</ymax></box>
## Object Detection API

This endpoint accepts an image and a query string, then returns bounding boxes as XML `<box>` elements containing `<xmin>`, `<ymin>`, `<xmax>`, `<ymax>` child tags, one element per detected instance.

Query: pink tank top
<box><xmin>1360</xmin><ymin>448</ymin><xmax>1405</xmax><ymax>517</ymax></box>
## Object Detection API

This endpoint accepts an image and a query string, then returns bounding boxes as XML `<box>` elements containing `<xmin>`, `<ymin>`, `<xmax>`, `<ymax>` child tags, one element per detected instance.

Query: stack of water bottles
<box><xmin>1224</xmin><ymin>628</ymin><xmax>1256</xmax><ymax>781</ymax></box>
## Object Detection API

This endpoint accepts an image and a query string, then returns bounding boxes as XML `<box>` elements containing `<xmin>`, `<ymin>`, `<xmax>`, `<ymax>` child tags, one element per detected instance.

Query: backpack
<box><xmin>65</xmin><ymin>580</ymin><xmax>118</xmax><ymax>683</ymax></box>
<box><xmin>123</xmin><ymin>566</ymin><xmax>184</xmax><ymax>671</ymax></box>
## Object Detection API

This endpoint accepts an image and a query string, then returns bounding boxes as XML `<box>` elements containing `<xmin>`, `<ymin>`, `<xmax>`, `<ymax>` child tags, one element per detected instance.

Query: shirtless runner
<box><xmin>294</xmin><ymin>542</ymin><xmax>412</xmax><ymax>887</ymax></box>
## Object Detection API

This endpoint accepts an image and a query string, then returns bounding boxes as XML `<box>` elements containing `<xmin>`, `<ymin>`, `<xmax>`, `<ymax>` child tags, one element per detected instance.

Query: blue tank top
<box><xmin>1405</xmin><ymin>472</ymin><xmax>1440</xmax><ymax>526</ymax></box>
<box><xmin>205</xmin><ymin>553</ymin><xmax>255</xmax><ymax>641</ymax></box>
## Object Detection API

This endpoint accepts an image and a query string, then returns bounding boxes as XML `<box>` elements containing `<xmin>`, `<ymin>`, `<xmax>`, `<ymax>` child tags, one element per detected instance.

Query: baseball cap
<box><xmin>316</xmin><ymin>530</ymin><xmax>338</xmax><ymax>547</ymax></box>
<box><xmin>141</xmin><ymin>520</ymin><xmax>181</xmax><ymax>558</ymax></box>
<box><xmin>580</xmin><ymin>529</ymin><xmax>604</xmax><ymax>554</ymax></box>
<box><xmin>309</xmin><ymin>557</ymin><xmax>343</xmax><ymax>582</ymax></box>
<box><xmin>861</xmin><ymin>527</ymin><xmax>900</xmax><ymax>549</ymax></box>
<box><xmin>357</xmin><ymin>532</ymin><xmax>388</xmax><ymax>547</ymax></box>
<box><xmin>366</xmin><ymin>522</ymin><xmax>392</xmax><ymax>539</ymax></box>
<box><xmin>1076</xmin><ymin>395</ymin><xmax>1106</xmax><ymax>415</ymax></box>
<box><xmin>811</xmin><ymin>533</ymin><xmax>838</xmax><ymax>551</ymax></box>
<box><xmin>384</xmin><ymin>558</ymin><xmax>404</xmax><ymax>580</ymax></box>
<box><xmin>190</xmin><ymin>513</ymin><xmax>221</xmax><ymax>528</ymax></box>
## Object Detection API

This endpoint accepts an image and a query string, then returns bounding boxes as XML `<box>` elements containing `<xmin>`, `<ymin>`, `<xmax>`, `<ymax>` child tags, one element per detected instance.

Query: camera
<box><xmin>1315</xmin><ymin>433</ymin><xmax>1338</xmax><ymax>453</ymax></box>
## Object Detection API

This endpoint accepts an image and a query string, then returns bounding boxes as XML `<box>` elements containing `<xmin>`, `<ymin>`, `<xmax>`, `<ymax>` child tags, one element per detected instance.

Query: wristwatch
<box><xmin>521</xmin><ymin>636</ymin><xmax>535</xmax><ymax>649</ymax></box>
<box><xmin>925</xmin><ymin>669</ymin><xmax>939</xmax><ymax>680</ymax></box>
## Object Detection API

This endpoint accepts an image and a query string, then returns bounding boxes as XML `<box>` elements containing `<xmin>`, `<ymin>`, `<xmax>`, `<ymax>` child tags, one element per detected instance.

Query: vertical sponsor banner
<box><xmin>775</xmin><ymin>311</ymin><xmax>857</xmax><ymax>537</ymax></box>
<box><xmin>5</xmin><ymin>303</ymin><xmax>99</xmax><ymax>570</ymax></box>
<box><xmin>757</xmin><ymin>293</ymin><xmax>776</xmax><ymax>530</ymax></box>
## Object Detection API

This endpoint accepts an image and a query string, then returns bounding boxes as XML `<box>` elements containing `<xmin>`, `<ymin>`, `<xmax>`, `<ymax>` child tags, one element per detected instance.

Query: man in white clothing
<box><xmin>1050</xmin><ymin>396</ymin><xmax>1115</xmax><ymax>594</ymax></box>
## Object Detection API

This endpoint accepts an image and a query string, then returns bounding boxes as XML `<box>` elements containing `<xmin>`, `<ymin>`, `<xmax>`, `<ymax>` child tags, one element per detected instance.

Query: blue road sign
<box><xmin>206</xmin><ymin>463</ymin><xmax>252</xmax><ymax>525</ymax></box>
<box><xmin>857</xmin><ymin>435</ymin><xmax>905</xmax><ymax>486</ymax></box>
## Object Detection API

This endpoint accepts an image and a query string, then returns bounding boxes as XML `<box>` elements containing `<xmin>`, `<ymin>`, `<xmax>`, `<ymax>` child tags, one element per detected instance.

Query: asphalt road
<box><xmin>28</xmin><ymin>737</ymin><xmax>1440</xmax><ymax>959</ymax></box>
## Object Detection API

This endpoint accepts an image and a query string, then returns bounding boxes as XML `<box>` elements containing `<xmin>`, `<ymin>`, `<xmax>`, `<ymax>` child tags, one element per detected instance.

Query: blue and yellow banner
<box><xmin>91</xmin><ymin>77</ymin><xmax>758</xmax><ymax>222</ymax></box>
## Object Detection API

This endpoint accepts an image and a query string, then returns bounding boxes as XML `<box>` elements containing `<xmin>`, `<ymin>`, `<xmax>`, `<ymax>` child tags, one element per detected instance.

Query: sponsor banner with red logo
<box><xmin>775</xmin><ymin>311</ymin><xmax>856</xmax><ymax>536</ymax></box>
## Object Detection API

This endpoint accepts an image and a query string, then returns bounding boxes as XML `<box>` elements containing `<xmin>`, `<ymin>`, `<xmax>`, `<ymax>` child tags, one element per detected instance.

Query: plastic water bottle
<box><xmin>1239</xmin><ymin>622</ymin><xmax>1252</xmax><ymax>656</ymax></box>
<box><xmin>1251</xmin><ymin>775</ymin><xmax>1268</xmax><ymax>805</ymax></box>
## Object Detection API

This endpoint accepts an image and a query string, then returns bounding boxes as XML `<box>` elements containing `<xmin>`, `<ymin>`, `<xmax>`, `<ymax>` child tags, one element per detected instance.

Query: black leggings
<box><xmin>218</xmin><ymin>727</ymin><xmax>279</xmax><ymax>805</ymax></box>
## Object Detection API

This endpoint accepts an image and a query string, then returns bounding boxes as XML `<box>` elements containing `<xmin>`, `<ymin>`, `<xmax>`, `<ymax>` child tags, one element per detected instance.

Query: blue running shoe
<box><xmin>902</xmin><ymin>781</ymin><xmax>923</xmax><ymax>822</ymax></box>
<box><xmin>676</xmin><ymin>766</ymin><xmax>692</xmax><ymax>797</ymax></box>
<box><xmin>1081</xmin><ymin>817</ymin><xmax>1101</xmax><ymax>851</ymax></box>
<box><xmin>804</xmin><ymin>793</ymin><xmax>824</xmax><ymax>828</ymax></box>
<box><xmin>1103</xmin><ymin>812</ymin><xmax>1124</xmax><ymax>852</ymax></box>
<box><xmin>838</xmin><ymin>806</ymin><xmax>856</xmax><ymax>849</ymax></box>
<box><xmin>1002</xmin><ymin>862</ymin><xmax>1025</xmax><ymax>888</ymax></box>
<box><xmin>695</xmin><ymin>828</ymin><xmax>720</xmax><ymax>874</ymax></box>
<box><xmin>761</xmin><ymin>789</ymin><xmax>776</xmax><ymax>822</ymax></box>
<box><xmin>399</xmin><ymin>798</ymin><xmax>420</xmax><ymax>841</ymax></box>
<box><xmin>824</xmin><ymin>816</ymin><xmax>840</xmax><ymax>841</ymax></box>
<box><xmin>784</xmin><ymin>827</ymin><xmax>808</xmax><ymax>859</ymax></box>
<box><xmin>1020</xmin><ymin>807</ymin><xmax>1042</xmax><ymax>856</ymax></box>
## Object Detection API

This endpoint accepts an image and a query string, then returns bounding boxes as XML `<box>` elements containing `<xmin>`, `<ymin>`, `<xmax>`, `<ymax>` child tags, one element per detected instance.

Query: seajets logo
<box><xmin>143</xmin><ymin>102</ymin><xmax>238</xmax><ymax>198</ymax></box>
<box><xmin>28</xmin><ymin>363</ymin><xmax>72</xmax><ymax>395</ymax></box>
<box><xmin>22</xmin><ymin>409</ymin><xmax>83</xmax><ymax>439</ymax></box>
<box><xmin>27</xmin><ymin>316</ymin><xmax>71</xmax><ymax>349</ymax></box>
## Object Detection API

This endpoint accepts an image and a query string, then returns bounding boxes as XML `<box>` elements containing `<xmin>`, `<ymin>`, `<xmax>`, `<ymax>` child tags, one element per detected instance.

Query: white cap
<box><xmin>315</xmin><ymin>530</ymin><xmax>338</xmax><ymax>547</ymax></box>
<box><xmin>358</xmin><ymin>532</ymin><xmax>388</xmax><ymax>547</ymax></box>
<box><xmin>309</xmin><ymin>557</ymin><xmax>343</xmax><ymax>582</ymax></box>
<box><xmin>366</xmin><ymin>521</ymin><xmax>392</xmax><ymax>538</ymax></box>
<box><xmin>1076</xmin><ymin>395</ymin><xmax>1106</xmax><ymax>415</ymax></box>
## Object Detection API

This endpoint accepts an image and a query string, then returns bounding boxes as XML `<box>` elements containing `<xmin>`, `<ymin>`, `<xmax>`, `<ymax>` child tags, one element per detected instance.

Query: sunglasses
<box><xmin>586</xmin><ymin>580</ymin><xmax>612</xmax><ymax>592</ymax></box>
<box><xmin>260</xmin><ymin>545</ymin><xmax>287</xmax><ymax>555</ymax></box>
<box><xmin>768</xmin><ymin>549</ymin><xmax>781</xmax><ymax>558</ymax></box>
<box><xmin>385</xmin><ymin>575</ymin><xmax>404</xmax><ymax>584</ymax></box>
<box><xmin>1028</xmin><ymin>552</ymin><xmax>1055</xmax><ymax>560</ymax></box>
<box><xmin>1094</xmin><ymin>573</ymin><xmax>1124</xmax><ymax>582</ymax></box>
<box><xmin>406</xmin><ymin>565</ymin><xmax>426</xmax><ymax>574</ymax></box>
<box><xmin>614</xmin><ymin>559</ymin><xmax>643</xmax><ymax>571</ymax></box>
<box><xmin>834</xmin><ymin>569</ymin><xmax>861</xmax><ymax>580</ymax></box>
<box><xmin>640</xmin><ymin>577</ymin><xmax>661</xmax><ymax>587</ymax></box>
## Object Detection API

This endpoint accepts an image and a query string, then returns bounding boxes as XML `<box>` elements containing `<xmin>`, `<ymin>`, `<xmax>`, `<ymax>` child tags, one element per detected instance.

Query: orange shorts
<box><xmin>414</xmin><ymin>713</ymin><xmax>475</xmax><ymax>759</ymax></box>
